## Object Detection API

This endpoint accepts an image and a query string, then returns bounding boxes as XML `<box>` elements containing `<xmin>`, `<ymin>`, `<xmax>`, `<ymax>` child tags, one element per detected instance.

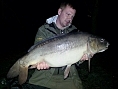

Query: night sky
<box><xmin>1</xmin><ymin>0</ymin><xmax>116</xmax><ymax>82</ymax></box>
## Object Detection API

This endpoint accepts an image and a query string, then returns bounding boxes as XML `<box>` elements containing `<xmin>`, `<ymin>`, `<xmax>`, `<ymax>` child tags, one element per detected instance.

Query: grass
<box><xmin>0</xmin><ymin>50</ymin><xmax>113</xmax><ymax>89</ymax></box>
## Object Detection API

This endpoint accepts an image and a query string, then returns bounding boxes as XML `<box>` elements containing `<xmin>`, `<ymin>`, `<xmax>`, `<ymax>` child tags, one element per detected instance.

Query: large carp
<box><xmin>7</xmin><ymin>32</ymin><xmax>109</xmax><ymax>85</ymax></box>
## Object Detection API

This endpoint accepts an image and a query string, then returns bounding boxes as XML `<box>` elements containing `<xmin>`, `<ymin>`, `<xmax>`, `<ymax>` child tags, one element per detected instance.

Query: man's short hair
<box><xmin>59</xmin><ymin>1</ymin><xmax>77</xmax><ymax>10</ymax></box>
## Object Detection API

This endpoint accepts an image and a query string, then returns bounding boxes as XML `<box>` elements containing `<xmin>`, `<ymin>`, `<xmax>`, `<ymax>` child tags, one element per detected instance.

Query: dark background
<box><xmin>1</xmin><ymin>0</ymin><xmax>116</xmax><ymax>88</ymax></box>
<box><xmin>1</xmin><ymin>0</ymin><xmax>115</xmax><ymax>51</ymax></box>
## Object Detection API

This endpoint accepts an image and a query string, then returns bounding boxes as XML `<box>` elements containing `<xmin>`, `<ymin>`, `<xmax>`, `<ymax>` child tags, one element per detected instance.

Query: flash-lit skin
<box><xmin>56</xmin><ymin>5</ymin><xmax>76</xmax><ymax>29</ymax></box>
<box><xmin>30</xmin><ymin>5</ymin><xmax>87</xmax><ymax>70</ymax></box>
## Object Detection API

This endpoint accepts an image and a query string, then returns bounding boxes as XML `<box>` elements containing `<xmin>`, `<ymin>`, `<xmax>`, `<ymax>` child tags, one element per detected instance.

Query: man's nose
<box><xmin>68</xmin><ymin>16</ymin><xmax>73</xmax><ymax>21</ymax></box>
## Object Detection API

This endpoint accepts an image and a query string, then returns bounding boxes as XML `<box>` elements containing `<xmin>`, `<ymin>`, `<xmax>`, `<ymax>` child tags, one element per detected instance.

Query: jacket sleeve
<box><xmin>34</xmin><ymin>25</ymin><xmax>48</xmax><ymax>44</ymax></box>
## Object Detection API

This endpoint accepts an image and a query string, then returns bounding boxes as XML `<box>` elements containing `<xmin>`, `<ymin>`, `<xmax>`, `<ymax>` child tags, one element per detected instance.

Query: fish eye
<box><xmin>100</xmin><ymin>39</ymin><xmax>104</xmax><ymax>42</ymax></box>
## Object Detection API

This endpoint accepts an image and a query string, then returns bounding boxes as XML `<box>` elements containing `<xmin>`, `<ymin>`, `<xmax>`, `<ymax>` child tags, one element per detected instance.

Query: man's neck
<box><xmin>56</xmin><ymin>18</ymin><xmax>64</xmax><ymax>30</ymax></box>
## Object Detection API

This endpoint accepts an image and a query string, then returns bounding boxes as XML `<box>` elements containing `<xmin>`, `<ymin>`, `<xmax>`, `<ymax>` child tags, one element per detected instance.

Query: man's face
<box><xmin>58</xmin><ymin>5</ymin><xmax>76</xmax><ymax>27</ymax></box>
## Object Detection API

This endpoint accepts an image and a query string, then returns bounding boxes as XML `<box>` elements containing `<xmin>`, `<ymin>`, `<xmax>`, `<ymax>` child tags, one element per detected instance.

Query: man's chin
<box><xmin>64</xmin><ymin>24</ymin><xmax>70</xmax><ymax>27</ymax></box>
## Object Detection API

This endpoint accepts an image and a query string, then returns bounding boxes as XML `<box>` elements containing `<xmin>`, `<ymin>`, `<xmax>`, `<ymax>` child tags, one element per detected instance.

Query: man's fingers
<box><xmin>81</xmin><ymin>54</ymin><xmax>88</xmax><ymax>61</ymax></box>
<box><xmin>37</xmin><ymin>63</ymin><xmax>41</xmax><ymax>70</ymax></box>
<box><xmin>40</xmin><ymin>62</ymin><xmax>44</xmax><ymax>69</ymax></box>
<box><xmin>43</xmin><ymin>62</ymin><xmax>46</xmax><ymax>69</ymax></box>
<box><xmin>36</xmin><ymin>62</ymin><xmax>49</xmax><ymax>70</ymax></box>
<box><xmin>45</xmin><ymin>63</ymin><xmax>49</xmax><ymax>69</ymax></box>
<box><xmin>42</xmin><ymin>62</ymin><xmax>49</xmax><ymax>69</ymax></box>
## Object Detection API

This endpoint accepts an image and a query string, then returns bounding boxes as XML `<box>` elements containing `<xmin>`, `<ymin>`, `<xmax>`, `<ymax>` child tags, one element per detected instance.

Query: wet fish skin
<box><xmin>7</xmin><ymin>32</ymin><xmax>109</xmax><ymax>85</ymax></box>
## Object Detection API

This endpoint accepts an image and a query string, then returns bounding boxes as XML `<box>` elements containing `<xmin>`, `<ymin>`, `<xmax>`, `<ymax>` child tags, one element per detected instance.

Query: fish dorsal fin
<box><xmin>18</xmin><ymin>66</ymin><xmax>28</xmax><ymax>85</ymax></box>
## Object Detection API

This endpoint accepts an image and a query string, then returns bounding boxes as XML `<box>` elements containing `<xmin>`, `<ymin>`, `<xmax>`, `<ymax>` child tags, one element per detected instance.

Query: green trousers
<box><xmin>44</xmin><ymin>75</ymin><xmax>83</xmax><ymax>89</ymax></box>
<box><xmin>22</xmin><ymin>75</ymin><xmax>83</xmax><ymax>89</ymax></box>
<box><xmin>22</xmin><ymin>65</ymin><xmax>83</xmax><ymax>89</ymax></box>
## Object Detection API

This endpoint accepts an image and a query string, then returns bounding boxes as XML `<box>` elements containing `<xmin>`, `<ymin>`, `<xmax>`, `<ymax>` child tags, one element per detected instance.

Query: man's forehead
<box><xmin>64</xmin><ymin>5</ymin><xmax>76</xmax><ymax>13</ymax></box>
<box><xmin>64</xmin><ymin>5</ymin><xmax>76</xmax><ymax>11</ymax></box>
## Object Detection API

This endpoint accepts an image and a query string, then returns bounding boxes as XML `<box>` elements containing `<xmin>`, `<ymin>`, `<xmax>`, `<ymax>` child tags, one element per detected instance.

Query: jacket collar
<box><xmin>46</xmin><ymin>15</ymin><xmax>71</xmax><ymax>29</ymax></box>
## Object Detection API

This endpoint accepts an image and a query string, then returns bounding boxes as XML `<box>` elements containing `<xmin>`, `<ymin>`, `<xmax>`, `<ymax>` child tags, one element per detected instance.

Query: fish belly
<box><xmin>44</xmin><ymin>46</ymin><xmax>87</xmax><ymax>67</ymax></box>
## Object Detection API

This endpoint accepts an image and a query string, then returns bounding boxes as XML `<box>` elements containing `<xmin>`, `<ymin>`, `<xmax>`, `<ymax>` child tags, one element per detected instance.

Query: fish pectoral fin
<box><xmin>64</xmin><ymin>65</ymin><xmax>71</xmax><ymax>79</ymax></box>
<box><xmin>18</xmin><ymin>65</ymin><xmax>28</xmax><ymax>85</ymax></box>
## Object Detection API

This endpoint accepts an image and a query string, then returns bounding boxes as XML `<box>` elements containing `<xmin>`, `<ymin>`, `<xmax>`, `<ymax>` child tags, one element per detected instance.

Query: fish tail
<box><xmin>7</xmin><ymin>60</ymin><xmax>20</xmax><ymax>78</ymax></box>
<box><xmin>7</xmin><ymin>60</ymin><xmax>29</xmax><ymax>85</ymax></box>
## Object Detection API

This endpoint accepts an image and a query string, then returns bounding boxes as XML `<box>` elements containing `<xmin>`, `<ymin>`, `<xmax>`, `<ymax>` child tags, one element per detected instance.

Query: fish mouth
<box><xmin>105</xmin><ymin>42</ymin><xmax>110</xmax><ymax>50</ymax></box>
<box><xmin>99</xmin><ymin>42</ymin><xmax>109</xmax><ymax>52</ymax></box>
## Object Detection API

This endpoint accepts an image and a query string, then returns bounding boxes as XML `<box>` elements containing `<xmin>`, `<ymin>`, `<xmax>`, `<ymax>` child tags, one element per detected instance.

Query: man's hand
<box><xmin>36</xmin><ymin>62</ymin><xmax>49</xmax><ymax>70</ymax></box>
<box><xmin>29</xmin><ymin>62</ymin><xmax>49</xmax><ymax>70</ymax></box>
<box><xmin>76</xmin><ymin>54</ymin><xmax>88</xmax><ymax>66</ymax></box>
<box><xmin>80</xmin><ymin>54</ymin><xmax>88</xmax><ymax>61</ymax></box>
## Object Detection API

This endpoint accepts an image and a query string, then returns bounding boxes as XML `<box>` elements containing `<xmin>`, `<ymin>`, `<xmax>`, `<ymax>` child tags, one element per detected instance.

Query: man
<box><xmin>22</xmin><ymin>2</ymin><xmax>87</xmax><ymax>89</ymax></box>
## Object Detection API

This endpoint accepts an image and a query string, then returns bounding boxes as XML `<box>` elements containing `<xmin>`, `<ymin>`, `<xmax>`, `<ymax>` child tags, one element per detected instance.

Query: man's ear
<box><xmin>58</xmin><ymin>8</ymin><xmax>62</xmax><ymax>15</ymax></box>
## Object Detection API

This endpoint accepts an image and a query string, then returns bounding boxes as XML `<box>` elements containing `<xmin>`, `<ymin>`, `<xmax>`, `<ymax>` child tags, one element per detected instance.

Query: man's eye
<box><xmin>66</xmin><ymin>13</ymin><xmax>70</xmax><ymax>15</ymax></box>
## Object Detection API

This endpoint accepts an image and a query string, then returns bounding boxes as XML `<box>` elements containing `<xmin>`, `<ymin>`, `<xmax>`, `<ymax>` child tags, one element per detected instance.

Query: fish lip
<box><xmin>99</xmin><ymin>50</ymin><xmax>104</xmax><ymax>52</ymax></box>
<box><xmin>99</xmin><ymin>47</ymin><xmax>108</xmax><ymax>52</ymax></box>
<box><xmin>99</xmin><ymin>49</ymin><xmax>107</xmax><ymax>52</ymax></box>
